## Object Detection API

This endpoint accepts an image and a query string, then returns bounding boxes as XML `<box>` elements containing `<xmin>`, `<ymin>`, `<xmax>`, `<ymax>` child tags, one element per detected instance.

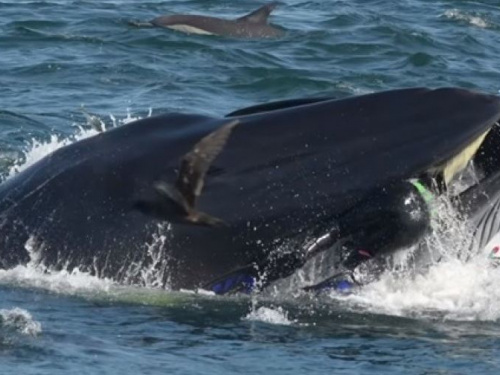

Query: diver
<box><xmin>204</xmin><ymin>178</ymin><xmax>436</xmax><ymax>295</ymax></box>
<box><xmin>302</xmin><ymin>178</ymin><xmax>435</xmax><ymax>293</ymax></box>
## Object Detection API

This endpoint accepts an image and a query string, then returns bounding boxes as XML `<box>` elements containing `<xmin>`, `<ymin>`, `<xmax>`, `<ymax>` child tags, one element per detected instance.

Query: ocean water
<box><xmin>1</xmin><ymin>0</ymin><xmax>500</xmax><ymax>373</ymax></box>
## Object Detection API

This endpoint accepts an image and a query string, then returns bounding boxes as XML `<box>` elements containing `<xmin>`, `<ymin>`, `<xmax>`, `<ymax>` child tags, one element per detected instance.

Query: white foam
<box><xmin>340</xmin><ymin>257</ymin><xmax>500</xmax><ymax>321</ymax></box>
<box><xmin>0</xmin><ymin>308</ymin><xmax>42</xmax><ymax>336</ymax></box>
<box><xmin>323</xmin><ymin>193</ymin><xmax>500</xmax><ymax>322</ymax></box>
<box><xmin>0</xmin><ymin>264</ymin><xmax>115</xmax><ymax>296</ymax></box>
<box><xmin>244</xmin><ymin>306</ymin><xmax>296</xmax><ymax>325</ymax></box>
<box><xmin>443</xmin><ymin>9</ymin><xmax>489</xmax><ymax>29</ymax></box>
<box><xmin>0</xmin><ymin>223</ymin><xmax>175</xmax><ymax>296</ymax></box>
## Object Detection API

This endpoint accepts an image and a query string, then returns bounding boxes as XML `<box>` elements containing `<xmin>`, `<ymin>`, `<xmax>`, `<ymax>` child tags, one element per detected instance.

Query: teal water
<box><xmin>1</xmin><ymin>0</ymin><xmax>500</xmax><ymax>374</ymax></box>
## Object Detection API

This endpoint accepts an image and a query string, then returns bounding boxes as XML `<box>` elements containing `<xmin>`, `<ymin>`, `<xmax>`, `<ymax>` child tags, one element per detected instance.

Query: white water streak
<box><xmin>122</xmin><ymin>222</ymin><xmax>173</xmax><ymax>289</ymax></box>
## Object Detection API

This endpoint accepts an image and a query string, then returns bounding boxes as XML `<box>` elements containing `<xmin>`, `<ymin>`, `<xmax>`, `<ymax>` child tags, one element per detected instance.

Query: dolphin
<box><xmin>0</xmin><ymin>88</ymin><xmax>499</xmax><ymax>292</ymax></box>
<box><xmin>132</xmin><ymin>2</ymin><xmax>284</xmax><ymax>38</ymax></box>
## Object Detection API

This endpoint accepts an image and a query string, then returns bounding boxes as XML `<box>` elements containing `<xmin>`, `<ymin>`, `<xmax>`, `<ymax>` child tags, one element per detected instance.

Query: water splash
<box><xmin>244</xmin><ymin>306</ymin><xmax>296</xmax><ymax>326</ymax></box>
<box><xmin>341</xmin><ymin>256</ymin><xmax>500</xmax><ymax>321</ymax></box>
<box><xmin>0</xmin><ymin>262</ymin><xmax>115</xmax><ymax>296</ymax></box>
<box><xmin>121</xmin><ymin>222</ymin><xmax>173</xmax><ymax>289</ymax></box>
<box><xmin>323</xmin><ymin>194</ymin><xmax>500</xmax><ymax>322</ymax></box>
<box><xmin>0</xmin><ymin>221</ymin><xmax>174</xmax><ymax>295</ymax></box>
<box><xmin>0</xmin><ymin>308</ymin><xmax>42</xmax><ymax>337</ymax></box>
<box><xmin>6</xmin><ymin>108</ymin><xmax>152</xmax><ymax>179</ymax></box>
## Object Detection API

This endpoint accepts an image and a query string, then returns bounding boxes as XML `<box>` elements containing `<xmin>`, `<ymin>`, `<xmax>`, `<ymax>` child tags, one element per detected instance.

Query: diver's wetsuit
<box><xmin>304</xmin><ymin>179</ymin><xmax>433</xmax><ymax>291</ymax></box>
<box><xmin>206</xmin><ymin>180</ymin><xmax>433</xmax><ymax>295</ymax></box>
<box><xmin>337</xmin><ymin>180</ymin><xmax>431</xmax><ymax>268</ymax></box>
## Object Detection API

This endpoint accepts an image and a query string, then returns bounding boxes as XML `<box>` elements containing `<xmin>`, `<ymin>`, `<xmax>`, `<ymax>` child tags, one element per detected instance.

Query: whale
<box><xmin>0</xmin><ymin>88</ymin><xmax>499</xmax><ymax>292</ymax></box>
<box><xmin>131</xmin><ymin>2</ymin><xmax>284</xmax><ymax>39</ymax></box>
<box><xmin>448</xmin><ymin>124</ymin><xmax>500</xmax><ymax>253</ymax></box>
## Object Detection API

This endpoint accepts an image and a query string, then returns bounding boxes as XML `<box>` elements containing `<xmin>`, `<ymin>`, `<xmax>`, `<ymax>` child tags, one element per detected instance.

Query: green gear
<box><xmin>409</xmin><ymin>179</ymin><xmax>436</xmax><ymax>217</ymax></box>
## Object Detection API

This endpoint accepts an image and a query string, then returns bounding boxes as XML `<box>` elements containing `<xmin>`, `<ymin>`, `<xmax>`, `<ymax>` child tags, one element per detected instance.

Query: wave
<box><xmin>0</xmin><ymin>308</ymin><xmax>42</xmax><ymax>337</ymax></box>
<box><xmin>443</xmin><ymin>9</ymin><xmax>498</xmax><ymax>30</ymax></box>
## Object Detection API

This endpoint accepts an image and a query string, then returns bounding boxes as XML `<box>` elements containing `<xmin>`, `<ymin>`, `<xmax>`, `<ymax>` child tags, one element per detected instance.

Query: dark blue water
<box><xmin>1</xmin><ymin>0</ymin><xmax>500</xmax><ymax>373</ymax></box>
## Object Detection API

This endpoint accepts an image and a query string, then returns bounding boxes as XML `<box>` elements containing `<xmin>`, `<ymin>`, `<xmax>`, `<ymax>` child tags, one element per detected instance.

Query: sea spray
<box><xmin>0</xmin><ymin>308</ymin><xmax>42</xmax><ymax>337</ymax></box>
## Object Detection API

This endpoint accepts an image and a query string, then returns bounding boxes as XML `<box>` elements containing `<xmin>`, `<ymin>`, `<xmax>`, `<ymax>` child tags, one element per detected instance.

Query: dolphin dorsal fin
<box><xmin>237</xmin><ymin>2</ymin><xmax>278</xmax><ymax>24</ymax></box>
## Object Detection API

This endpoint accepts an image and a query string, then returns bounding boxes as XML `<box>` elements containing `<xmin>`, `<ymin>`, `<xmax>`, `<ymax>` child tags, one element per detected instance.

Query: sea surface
<box><xmin>1</xmin><ymin>0</ymin><xmax>500</xmax><ymax>374</ymax></box>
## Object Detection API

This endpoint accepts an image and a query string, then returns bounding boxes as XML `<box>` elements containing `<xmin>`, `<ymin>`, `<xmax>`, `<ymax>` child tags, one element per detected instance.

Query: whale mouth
<box><xmin>429</xmin><ymin>128</ymin><xmax>492</xmax><ymax>192</ymax></box>
<box><xmin>445</xmin><ymin>120</ymin><xmax>500</xmax><ymax>196</ymax></box>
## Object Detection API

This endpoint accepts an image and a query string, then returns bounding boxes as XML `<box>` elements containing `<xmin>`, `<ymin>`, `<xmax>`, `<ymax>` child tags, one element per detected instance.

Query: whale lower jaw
<box><xmin>167</xmin><ymin>24</ymin><xmax>215</xmax><ymax>35</ymax></box>
<box><xmin>472</xmin><ymin>193</ymin><xmax>500</xmax><ymax>253</ymax></box>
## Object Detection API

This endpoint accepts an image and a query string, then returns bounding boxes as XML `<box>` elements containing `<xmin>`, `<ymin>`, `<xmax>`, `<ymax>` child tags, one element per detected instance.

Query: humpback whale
<box><xmin>131</xmin><ymin>2</ymin><xmax>284</xmax><ymax>38</ymax></box>
<box><xmin>0</xmin><ymin>88</ymin><xmax>499</xmax><ymax>292</ymax></box>
<box><xmin>451</xmin><ymin>125</ymin><xmax>500</xmax><ymax>253</ymax></box>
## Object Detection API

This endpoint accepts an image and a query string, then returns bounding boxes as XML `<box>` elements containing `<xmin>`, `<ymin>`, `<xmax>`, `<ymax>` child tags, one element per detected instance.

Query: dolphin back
<box><xmin>150</xmin><ymin>2</ymin><xmax>284</xmax><ymax>38</ymax></box>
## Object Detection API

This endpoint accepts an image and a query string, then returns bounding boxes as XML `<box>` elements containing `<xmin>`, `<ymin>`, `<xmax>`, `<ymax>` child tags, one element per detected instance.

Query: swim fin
<box><xmin>203</xmin><ymin>263</ymin><xmax>259</xmax><ymax>295</ymax></box>
<box><xmin>303</xmin><ymin>272</ymin><xmax>357</xmax><ymax>294</ymax></box>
